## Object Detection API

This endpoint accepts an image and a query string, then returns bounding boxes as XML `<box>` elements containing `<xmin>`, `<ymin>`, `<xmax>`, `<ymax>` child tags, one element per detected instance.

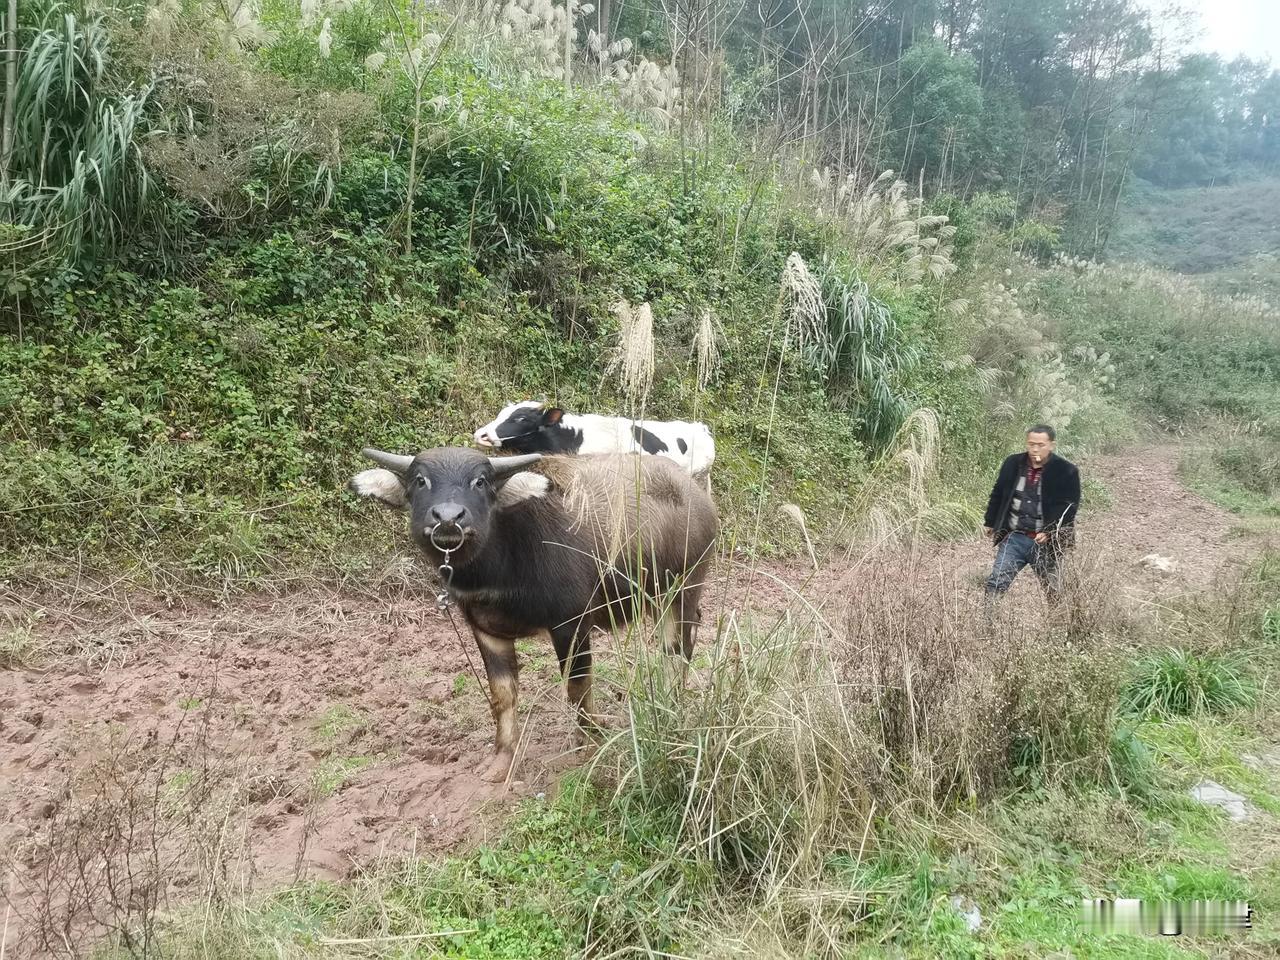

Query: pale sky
<box><xmin>1142</xmin><ymin>0</ymin><xmax>1280</xmax><ymax>64</ymax></box>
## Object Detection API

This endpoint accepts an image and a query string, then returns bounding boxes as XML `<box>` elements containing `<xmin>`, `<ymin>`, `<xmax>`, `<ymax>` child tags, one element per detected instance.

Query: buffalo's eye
<box><xmin>471</xmin><ymin>475</ymin><xmax>489</xmax><ymax>490</ymax></box>
<box><xmin>413</xmin><ymin>475</ymin><xmax>429</xmax><ymax>489</ymax></box>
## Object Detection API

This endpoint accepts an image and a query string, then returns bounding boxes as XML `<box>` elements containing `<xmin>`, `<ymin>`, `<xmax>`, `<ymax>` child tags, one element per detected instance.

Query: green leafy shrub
<box><xmin>4</xmin><ymin>43</ymin><xmax>945</xmax><ymax>577</ymax></box>
<box><xmin>1010</xmin><ymin>219</ymin><xmax>1062</xmax><ymax>261</ymax></box>
<box><xmin>1023</xmin><ymin>261</ymin><xmax>1280</xmax><ymax>431</ymax></box>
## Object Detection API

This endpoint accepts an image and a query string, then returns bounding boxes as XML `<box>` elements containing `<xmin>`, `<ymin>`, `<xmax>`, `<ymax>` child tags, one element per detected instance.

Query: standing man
<box><xmin>983</xmin><ymin>424</ymin><xmax>1081</xmax><ymax>600</ymax></box>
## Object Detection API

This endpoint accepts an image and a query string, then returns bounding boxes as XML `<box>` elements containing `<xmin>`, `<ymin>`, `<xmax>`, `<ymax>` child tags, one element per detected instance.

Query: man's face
<box><xmin>1026</xmin><ymin>431</ymin><xmax>1054</xmax><ymax>466</ymax></box>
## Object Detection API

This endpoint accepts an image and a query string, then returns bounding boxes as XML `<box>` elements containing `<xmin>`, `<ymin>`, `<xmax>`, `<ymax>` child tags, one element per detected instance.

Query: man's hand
<box><xmin>983</xmin><ymin>526</ymin><xmax>993</xmax><ymax>539</ymax></box>
<box><xmin>1034</xmin><ymin>531</ymin><xmax>1049</xmax><ymax>545</ymax></box>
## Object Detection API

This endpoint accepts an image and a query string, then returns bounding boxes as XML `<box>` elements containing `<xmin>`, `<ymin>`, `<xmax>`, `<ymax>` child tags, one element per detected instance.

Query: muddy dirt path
<box><xmin>838</xmin><ymin>444</ymin><xmax>1256</xmax><ymax>605</ymax></box>
<box><xmin>0</xmin><ymin>445</ymin><xmax>1259</xmax><ymax>955</ymax></box>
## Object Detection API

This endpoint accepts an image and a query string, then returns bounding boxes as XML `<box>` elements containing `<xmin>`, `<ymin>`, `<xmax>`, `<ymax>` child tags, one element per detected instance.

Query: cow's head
<box><xmin>350</xmin><ymin>447</ymin><xmax>544</xmax><ymax>562</ymax></box>
<box><xmin>472</xmin><ymin>400</ymin><xmax>564</xmax><ymax>451</ymax></box>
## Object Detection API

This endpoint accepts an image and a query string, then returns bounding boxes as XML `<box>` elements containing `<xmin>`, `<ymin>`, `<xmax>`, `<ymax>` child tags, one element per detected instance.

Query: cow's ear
<box><xmin>543</xmin><ymin>407</ymin><xmax>564</xmax><ymax>426</ymax></box>
<box><xmin>349</xmin><ymin>469</ymin><xmax>408</xmax><ymax>510</ymax></box>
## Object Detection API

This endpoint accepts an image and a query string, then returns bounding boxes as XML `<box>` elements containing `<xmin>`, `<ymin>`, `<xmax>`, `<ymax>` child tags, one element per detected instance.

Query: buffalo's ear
<box><xmin>349</xmin><ymin>469</ymin><xmax>408</xmax><ymax>510</ymax></box>
<box><xmin>488</xmin><ymin>453</ymin><xmax>547</xmax><ymax>504</ymax></box>
<box><xmin>494</xmin><ymin>471</ymin><xmax>551</xmax><ymax>505</ymax></box>
<box><xmin>542</xmin><ymin>407</ymin><xmax>564</xmax><ymax>426</ymax></box>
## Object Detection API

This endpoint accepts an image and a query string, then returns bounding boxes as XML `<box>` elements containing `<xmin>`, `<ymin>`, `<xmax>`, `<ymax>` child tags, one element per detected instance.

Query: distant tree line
<box><xmin>1</xmin><ymin>0</ymin><xmax>1275</xmax><ymax>268</ymax></box>
<box><xmin>608</xmin><ymin>0</ymin><xmax>1279</xmax><ymax>254</ymax></box>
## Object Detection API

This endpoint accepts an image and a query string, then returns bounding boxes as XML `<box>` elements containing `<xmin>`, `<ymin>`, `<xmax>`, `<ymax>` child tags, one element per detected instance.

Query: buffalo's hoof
<box><xmin>682</xmin><ymin>669</ymin><xmax>711</xmax><ymax>691</ymax></box>
<box><xmin>573</xmin><ymin>721</ymin><xmax>609</xmax><ymax>747</ymax></box>
<box><xmin>478</xmin><ymin>751</ymin><xmax>515</xmax><ymax>784</ymax></box>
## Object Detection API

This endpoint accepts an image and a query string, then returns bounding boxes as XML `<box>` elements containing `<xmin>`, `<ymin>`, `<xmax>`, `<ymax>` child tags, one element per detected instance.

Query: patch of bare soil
<box><xmin>0</xmin><ymin>581</ymin><xmax>585</xmax><ymax>956</ymax></box>
<box><xmin>1083</xmin><ymin>445</ymin><xmax>1255</xmax><ymax>589</ymax></box>
<box><xmin>0</xmin><ymin>445</ymin><xmax>1259</xmax><ymax>957</ymax></box>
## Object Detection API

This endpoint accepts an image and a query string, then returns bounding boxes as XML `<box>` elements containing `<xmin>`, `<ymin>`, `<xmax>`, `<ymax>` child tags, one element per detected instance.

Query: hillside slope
<box><xmin>1107</xmin><ymin>176</ymin><xmax>1280</xmax><ymax>273</ymax></box>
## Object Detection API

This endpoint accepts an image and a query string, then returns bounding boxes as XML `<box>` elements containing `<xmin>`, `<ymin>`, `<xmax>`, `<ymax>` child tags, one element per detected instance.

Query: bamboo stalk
<box><xmin>0</xmin><ymin>0</ymin><xmax>18</xmax><ymax>184</ymax></box>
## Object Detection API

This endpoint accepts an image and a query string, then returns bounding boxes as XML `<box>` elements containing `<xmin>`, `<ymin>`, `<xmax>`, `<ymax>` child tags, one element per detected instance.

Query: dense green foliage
<box><xmin>2</xmin><ymin>0</ymin><xmax>1276</xmax><ymax>579</ymax></box>
<box><xmin>1122</xmin><ymin>649</ymin><xmax>1257</xmax><ymax>719</ymax></box>
<box><xmin>1134</xmin><ymin>54</ymin><xmax>1280</xmax><ymax>188</ymax></box>
<box><xmin>706</xmin><ymin>0</ymin><xmax>1280</xmax><ymax>252</ymax></box>
<box><xmin>0</xmin><ymin>0</ymin><xmax>1031</xmax><ymax>578</ymax></box>
<box><xmin>1020</xmin><ymin>263</ymin><xmax>1280</xmax><ymax>432</ymax></box>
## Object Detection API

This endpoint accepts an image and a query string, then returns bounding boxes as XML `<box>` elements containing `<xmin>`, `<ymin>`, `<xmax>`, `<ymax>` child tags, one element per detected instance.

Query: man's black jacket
<box><xmin>984</xmin><ymin>452</ymin><xmax>1081</xmax><ymax>544</ymax></box>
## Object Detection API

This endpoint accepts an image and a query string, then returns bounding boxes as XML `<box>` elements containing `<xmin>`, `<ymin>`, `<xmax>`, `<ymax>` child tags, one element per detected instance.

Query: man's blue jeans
<box><xmin>984</xmin><ymin>531</ymin><xmax>1064</xmax><ymax>599</ymax></box>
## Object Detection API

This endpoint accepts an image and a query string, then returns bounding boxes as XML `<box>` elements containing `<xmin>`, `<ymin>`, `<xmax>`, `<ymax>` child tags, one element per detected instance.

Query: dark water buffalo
<box><xmin>351</xmin><ymin>447</ymin><xmax>718</xmax><ymax>782</ymax></box>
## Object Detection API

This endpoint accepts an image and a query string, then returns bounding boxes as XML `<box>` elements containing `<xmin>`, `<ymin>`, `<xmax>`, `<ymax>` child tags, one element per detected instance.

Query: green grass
<box><xmin>1110</xmin><ymin>861</ymin><xmax>1251</xmax><ymax>902</ymax></box>
<box><xmin>164</xmin><ymin>768</ymin><xmax>196</xmax><ymax>795</ymax></box>
<box><xmin>0</xmin><ymin>624</ymin><xmax>44</xmax><ymax>668</ymax></box>
<box><xmin>1081</xmin><ymin>472</ymin><xmax>1113</xmax><ymax>511</ymax></box>
<box><xmin>1137</xmin><ymin>717</ymin><xmax>1280</xmax><ymax>817</ymax></box>
<box><xmin>132</xmin><ymin>760</ymin><xmax>1274</xmax><ymax>958</ymax></box>
<box><xmin>984</xmin><ymin>870</ymin><xmax>1198</xmax><ymax>959</ymax></box>
<box><xmin>1180</xmin><ymin>437</ymin><xmax>1280</xmax><ymax>518</ymax></box>
<box><xmin>1121</xmin><ymin>649</ymin><xmax>1256</xmax><ymax>720</ymax></box>
<box><xmin>1017</xmin><ymin>259</ymin><xmax>1280</xmax><ymax>435</ymax></box>
<box><xmin>1264</xmin><ymin>606</ymin><xmax>1280</xmax><ymax>645</ymax></box>
<box><xmin>1201</xmin><ymin>252</ymin><xmax>1280</xmax><ymax>303</ymax></box>
<box><xmin>313</xmin><ymin>704</ymin><xmax>368</xmax><ymax>744</ymax></box>
<box><xmin>311</xmin><ymin>755</ymin><xmax>377</xmax><ymax>798</ymax></box>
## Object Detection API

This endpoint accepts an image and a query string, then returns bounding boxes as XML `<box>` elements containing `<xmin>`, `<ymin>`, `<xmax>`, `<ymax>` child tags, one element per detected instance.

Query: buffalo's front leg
<box><xmin>474</xmin><ymin>630</ymin><xmax>519</xmax><ymax>783</ymax></box>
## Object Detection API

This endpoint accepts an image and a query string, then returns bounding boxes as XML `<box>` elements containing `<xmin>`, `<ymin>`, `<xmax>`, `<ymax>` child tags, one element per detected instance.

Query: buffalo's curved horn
<box><xmin>361</xmin><ymin>448</ymin><xmax>414</xmax><ymax>474</ymax></box>
<box><xmin>489</xmin><ymin>453</ymin><xmax>543</xmax><ymax>475</ymax></box>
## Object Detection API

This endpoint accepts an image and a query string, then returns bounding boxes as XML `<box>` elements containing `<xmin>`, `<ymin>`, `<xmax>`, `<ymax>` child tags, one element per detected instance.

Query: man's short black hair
<box><xmin>1027</xmin><ymin>424</ymin><xmax>1056</xmax><ymax>441</ymax></box>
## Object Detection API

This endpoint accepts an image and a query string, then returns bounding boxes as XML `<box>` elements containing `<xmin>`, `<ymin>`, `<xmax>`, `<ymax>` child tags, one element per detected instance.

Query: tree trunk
<box><xmin>564</xmin><ymin>0</ymin><xmax>573</xmax><ymax>94</ymax></box>
<box><xmin>597</xmin><ymin>0</ymin><xmax>610</xmax><ymax>55</ymax></box>
<box><xmin>403</xmin><ymin>82</ymin><xmax>423</xmax><ymax>254</ymax></box>
<box><xmin>1</xmin><ymin>0</ymin><xmax>18</xmax><ymax>185</ymax></box>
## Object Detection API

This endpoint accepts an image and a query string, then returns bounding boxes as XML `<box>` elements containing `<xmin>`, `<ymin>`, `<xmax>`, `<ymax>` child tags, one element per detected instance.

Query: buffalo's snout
<box><xmin>429</xmin><ymin>503</ymin><xmax>468</xmax><ymax>527</ymax></box>
<box><xmin>423</xmin><ymin>501</ymin><xmax>470</xmax><ymax>552</ymax></box>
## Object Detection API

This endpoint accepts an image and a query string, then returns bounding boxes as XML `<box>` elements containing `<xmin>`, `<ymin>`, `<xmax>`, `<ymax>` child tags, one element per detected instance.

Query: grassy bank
<box><xmin>1</xmin><ymin>1</ymin><xmax>1007</xmax><ymax>583</ymax></box>
<box><xmin>8</xmin><ymin>3</ymin><xmax>1275</xmax><ymax>586</ymax></box>
<box><xmin>81</xmin><ymin>549</ymin><xmax>1280</xmax><ymax>959</ymax></box>
<box><xmin>1105</xmin><ymin>176</ymin><xmax>1280</xmax><ymax>275</ymax></box>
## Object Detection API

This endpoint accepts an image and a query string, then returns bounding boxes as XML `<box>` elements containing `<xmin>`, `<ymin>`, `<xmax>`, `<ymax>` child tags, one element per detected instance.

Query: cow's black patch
<box><xmin>677</xmin><ymin>438</ymin><xmax>688</xmax><ymax>454</ymax></box>
<box><xmin>495</xmin><ymin>407</ymin><xmax>582</xmax><ymax>455</ymax></box>
<box><xmin>631</xmin><ymin>424</ymin><xmax>669</xmax><ymax>455</ymax></box>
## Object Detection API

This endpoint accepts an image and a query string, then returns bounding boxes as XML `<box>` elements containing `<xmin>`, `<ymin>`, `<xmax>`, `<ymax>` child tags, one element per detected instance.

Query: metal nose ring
<box><xmin>429</xmin><ymin>520</ymin><xmax>465</xmax><ymax>552</ymax></box>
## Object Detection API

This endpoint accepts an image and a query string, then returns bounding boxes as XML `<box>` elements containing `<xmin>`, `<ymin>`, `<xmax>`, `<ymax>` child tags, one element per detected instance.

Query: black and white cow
<box><xmin>473</xmin><ymin>401</ymin><xmax>715</xmax><ymax>489</ymax></box>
